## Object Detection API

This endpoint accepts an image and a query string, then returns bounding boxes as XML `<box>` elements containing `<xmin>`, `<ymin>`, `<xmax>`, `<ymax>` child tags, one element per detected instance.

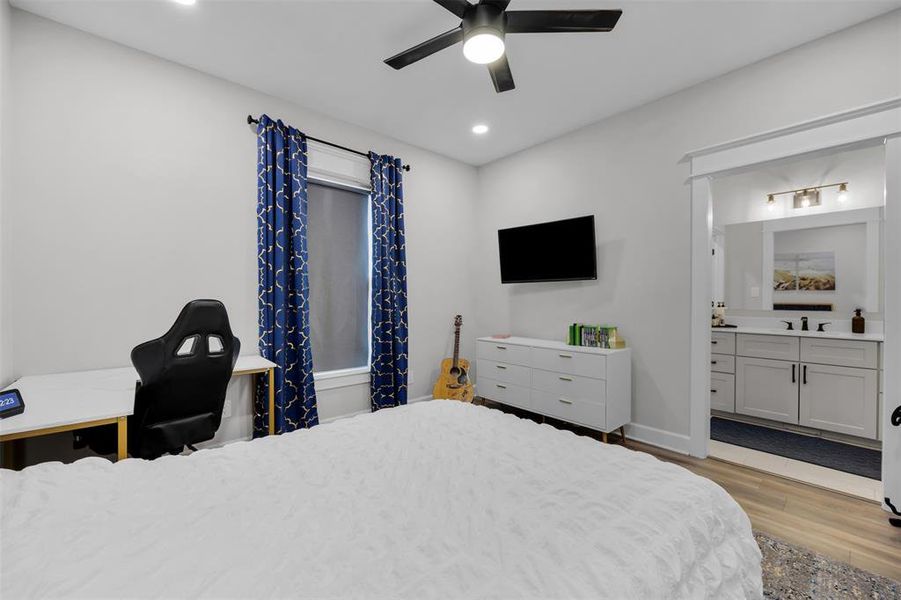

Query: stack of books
<box><xmin>567</xmin><ymin>323</ymin><xmax>625</xmax><ymax>349</ymax></box>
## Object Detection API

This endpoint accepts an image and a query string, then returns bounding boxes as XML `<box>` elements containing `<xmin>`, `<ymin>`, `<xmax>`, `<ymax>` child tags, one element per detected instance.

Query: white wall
<box><xmin>7</xmin><ymin>10</ymin><xmax>478</xmax><ymax>460</ymax></box>
<box><xmin>473</xmin><ymin>10</ymin><xmax>901</xmax><ymax>444</ymax></box>
<box><xmin>0</xmin><ymin>0</ymin><xmax>11</xmax><ymax>387</ymax></box>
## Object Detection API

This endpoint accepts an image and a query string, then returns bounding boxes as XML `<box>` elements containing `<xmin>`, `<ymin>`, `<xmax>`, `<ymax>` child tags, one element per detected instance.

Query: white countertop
<box><xmin>711</xmin><ymin>326</ymin><xmax>884</xmax><ymax>342</ymax></box>
<box><xmin>478</xmin><ymin>336</ymin><xmax>630</xmax><ymax>355</ymax></box>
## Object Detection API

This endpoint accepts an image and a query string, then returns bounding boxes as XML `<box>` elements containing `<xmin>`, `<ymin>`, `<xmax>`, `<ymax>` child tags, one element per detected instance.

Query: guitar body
<box><xmin>433</xmin><ymin>315</ymin><xmax>474</xmax><ymax>402</ymax></box>
<box><xmin>433</xmin><ymin>357</ymin><xmax>474</xmax><ymax>402</ymax></box>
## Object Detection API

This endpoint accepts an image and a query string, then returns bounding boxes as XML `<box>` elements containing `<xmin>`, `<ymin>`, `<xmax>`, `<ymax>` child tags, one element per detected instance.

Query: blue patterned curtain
<box><xmin>254</xmin><ymin>115</ymin><xmax>319</xmax><ymax>436</ymax></box>
<box><xmin>369</xmin><ymin>152</ymin><xmax>408</xmax><ymax>411</ymax></box>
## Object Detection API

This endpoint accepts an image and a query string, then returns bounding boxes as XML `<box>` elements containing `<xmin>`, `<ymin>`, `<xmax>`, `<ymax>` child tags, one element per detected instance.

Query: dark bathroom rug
<box><xmin>711</xmin><ymin>417</ymin><xmax>881</xmax><ymax>480</ymax></box>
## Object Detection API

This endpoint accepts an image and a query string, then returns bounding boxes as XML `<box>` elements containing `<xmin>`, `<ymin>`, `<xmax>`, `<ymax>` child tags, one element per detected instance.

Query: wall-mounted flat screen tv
<box><xmin>498</xmin><ymin>215</ymin><xmax>597</xmax><ymax>284</ymax></box>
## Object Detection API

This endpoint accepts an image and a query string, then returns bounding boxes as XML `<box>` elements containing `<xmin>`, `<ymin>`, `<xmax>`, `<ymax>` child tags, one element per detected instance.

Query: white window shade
<box><xmin>307</xmin><ymin>181</ymin><xmax>370</xmax><ymax>373</ymax></box>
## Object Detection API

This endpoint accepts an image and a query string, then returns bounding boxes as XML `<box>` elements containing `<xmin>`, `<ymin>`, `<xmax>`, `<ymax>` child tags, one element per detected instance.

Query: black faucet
<box><xmin>817</xmin><ymin>322</ymin><xmax>831</xmax><ymax>332</ymax></box>
<box><xmin>781</xmin><ymin>320</ymin><xmax>794</xmax><ymax>331</ymax></box>
<box><xmin>801</xmin><ymin>316</ymin><xmax>809</xmax><ymax>331</ymax></box>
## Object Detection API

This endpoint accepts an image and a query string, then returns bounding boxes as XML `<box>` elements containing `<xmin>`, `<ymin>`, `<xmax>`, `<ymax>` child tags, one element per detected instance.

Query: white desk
<box><xmin>0</xmin><ymin>355</ymin><xmax>276</xmax><ymax>462</ymax></box>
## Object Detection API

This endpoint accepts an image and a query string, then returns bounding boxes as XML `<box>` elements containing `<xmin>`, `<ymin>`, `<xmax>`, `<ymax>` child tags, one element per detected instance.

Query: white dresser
<box><xmin>476</xmin><ymin>336</ymin><xmax>632</xmax><ymax>436</ymax></box>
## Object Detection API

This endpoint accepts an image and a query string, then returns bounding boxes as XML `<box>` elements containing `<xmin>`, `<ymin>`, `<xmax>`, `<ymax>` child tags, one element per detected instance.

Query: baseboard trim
<box><xmin>625</xmin><ymin>422</ymin><xmax>691</xmax><ymax>455</ymax></box>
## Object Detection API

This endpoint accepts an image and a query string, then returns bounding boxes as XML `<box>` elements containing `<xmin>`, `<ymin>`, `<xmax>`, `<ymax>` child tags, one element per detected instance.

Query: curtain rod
<box><xmin>247</xmin><ymin>115</ymin><xmax>411</xmax><ymax>172</ymax></box>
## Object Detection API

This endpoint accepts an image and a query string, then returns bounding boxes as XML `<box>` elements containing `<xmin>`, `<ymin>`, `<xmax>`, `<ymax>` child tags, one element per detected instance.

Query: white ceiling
<box><xmin>11</xmin><ymin>0</ymin><xmax>901</xmax><ymax>165</ymax></box>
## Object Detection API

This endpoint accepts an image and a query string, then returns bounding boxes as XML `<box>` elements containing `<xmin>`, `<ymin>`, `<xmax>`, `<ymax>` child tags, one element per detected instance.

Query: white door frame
<box><xmin>682</xmin><ymin>97</ymin><xmax>901</xmax><ymax>518</ymax></box>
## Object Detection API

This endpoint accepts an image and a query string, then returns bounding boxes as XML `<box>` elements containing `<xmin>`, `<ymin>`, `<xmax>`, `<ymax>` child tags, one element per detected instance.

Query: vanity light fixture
<box><xmin>471</xmin><ymin>124</ymin><xmax>489</xmax><ymax>135</ymax></box>
<box><xmin>765</xmin><ymin>182</ymin><xmax>847</xmax><ymax>210</ymax></box>
<box><xmin>837</xmin><ymin>182</ymin><xmax>849</xmax><ymax>203</ymax></box>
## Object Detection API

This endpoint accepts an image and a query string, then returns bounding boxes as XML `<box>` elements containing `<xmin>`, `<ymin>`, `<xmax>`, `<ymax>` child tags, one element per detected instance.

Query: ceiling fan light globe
<box><xmin>463</xmin><ymin>32</ymin><xmax>505</xmax><ymax>64</ymax></box>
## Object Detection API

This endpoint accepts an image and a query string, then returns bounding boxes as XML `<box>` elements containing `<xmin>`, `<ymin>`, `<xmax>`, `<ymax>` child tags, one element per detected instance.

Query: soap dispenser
<box><xmin>852</xmin><ymin>308</ymin><xmax>866</xmax><ymax>334</ymax></box>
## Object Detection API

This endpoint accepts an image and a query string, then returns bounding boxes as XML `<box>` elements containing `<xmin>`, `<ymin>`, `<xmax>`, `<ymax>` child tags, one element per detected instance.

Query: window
<box><xmin>307</xmin><ymin>181</ymin><xmax>369</xmax><ymax>373</ymax></box>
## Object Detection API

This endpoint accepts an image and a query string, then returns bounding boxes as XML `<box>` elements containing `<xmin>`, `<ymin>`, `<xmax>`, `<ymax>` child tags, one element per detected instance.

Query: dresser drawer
<box><xmin>710</xmin><ymin>332</ymin><xmax>735</xmax><ymax>355</ymax></box>
<box><xmin>710</xmin><ymin>353</ymin><xmax>735</xmax><ymax>374</ymax></box>
<box><xmin>530</xmin><ymin>347</ymin><xmax>606</xmax><ymax>379</ymax></box>
<box><xmin>531</xmin><ymin>369</ymin><xmax>606</xmax><ymax>405</ymax></box>
<box><xmin>710</xmin><ymin>372</ymin><xmax>735</xmax><ymax>413</ymax></box>
<box><xmin>476</xmin><ymin>359</ymin><xmax>531</xmax><ymax>387</ymax></box>
<box><xmin>477</xmin><ymin>340</ymin><xmax>530</xmax><ymax>366</ymax></box>
<box><xmin>736</xmin><ymin>334</ymin><xmax>799</xmax><ymax>361</ymax></box>
<box><xmin>531</xmin><ymin>389</ymin><xmax>606</xmax><ymax>431</ymax></box>
<box><xmin>478</xmin><ymin>377</ymin><xmax>531</xmax><ymax>411</ymax></box>
<box><xmin>800</xmin><ymin>338</ymin><xmax>878</xmax><ymax>370</ymax></box>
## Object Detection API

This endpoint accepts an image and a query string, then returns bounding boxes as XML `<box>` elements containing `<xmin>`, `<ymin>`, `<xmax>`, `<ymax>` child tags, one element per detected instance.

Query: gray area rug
<box><xmin>757</xmin><ymin>531</ymin><xmax>899</xmax><ymax>598</ymax></box>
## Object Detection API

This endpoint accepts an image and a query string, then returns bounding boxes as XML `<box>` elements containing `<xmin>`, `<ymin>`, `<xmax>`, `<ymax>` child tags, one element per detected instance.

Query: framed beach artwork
<box><xmin>773</xmin><ymin>251</ymin><xmax>835</xmax><ymax>291</ymax></box>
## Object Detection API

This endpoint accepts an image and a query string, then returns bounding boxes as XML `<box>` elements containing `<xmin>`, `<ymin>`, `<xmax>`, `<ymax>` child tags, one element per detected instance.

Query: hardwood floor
<box><xmin>476</xmin><ymin>399</ymin><xmax>901</xmax><ymax>582</ymax></box>
<box><xmin>636</xmin><ymin>440</ymin><xmax>901</xmax><ymax>583</ymax></box>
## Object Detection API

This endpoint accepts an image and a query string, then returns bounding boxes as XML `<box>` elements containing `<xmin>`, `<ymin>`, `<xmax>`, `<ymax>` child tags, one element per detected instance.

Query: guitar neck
<box><xmin>452</xmin><ymin>327</ymin><xmax>461</xmax><ymax>368</ymax></box>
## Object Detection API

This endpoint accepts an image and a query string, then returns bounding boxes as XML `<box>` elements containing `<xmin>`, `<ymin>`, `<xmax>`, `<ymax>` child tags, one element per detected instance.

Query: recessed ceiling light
<box><xmin>173</xmin><ymin>0</ymin><xmax>196</xmax><ymax>5</ymax></box>
<box><xmin>472</xmin><ymin>124</ymin><xmax>489</xmax><ymax>135</ymax></box>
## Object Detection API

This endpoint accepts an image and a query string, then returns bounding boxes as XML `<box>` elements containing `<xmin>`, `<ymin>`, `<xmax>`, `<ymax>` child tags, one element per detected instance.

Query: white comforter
<box><xmin>1</xmin><ymin>402</ymin><xmax>762</xmax><ymax>599</ymax></box>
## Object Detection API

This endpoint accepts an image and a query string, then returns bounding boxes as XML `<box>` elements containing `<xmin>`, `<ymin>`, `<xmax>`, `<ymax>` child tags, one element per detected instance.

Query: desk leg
<box><xmin>268</xmin><ymin>367</ymin><xmax>275</xmax><ymax>436</ymax></box>
<box><xmin>116</xmin><ymin>417</ymin><xmax>128</xmax><ymax>461</ymax></box>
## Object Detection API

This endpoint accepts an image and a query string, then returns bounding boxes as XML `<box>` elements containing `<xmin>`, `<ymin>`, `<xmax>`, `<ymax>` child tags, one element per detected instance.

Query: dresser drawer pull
<box><xmin>711</xmin><ymin>389</ymin><xmax>717</xmax><ymax>393</ymax></box>
<box><xmin>558</xmin><ymin>398</ymin><xmax>573</xmax><ymax>405</ymax></box>
<box><xmin>496</xmin><ymin>345</ymin><xmax>507</xmax><ymax>350</ymax></box>
<box><xmin>711</xmin><ymin>340</ymin><xmax>718</xmax><ymax>345</ymax></box>
<box><xmin>496</xmin><ymin>384</ymin><xmax>507</xmax><ymax>389</ymax></box>
<box><xmin>558</xmin><ymin>353</ymin><xmax>573</xmax><ymax>359</ymax></box>
<box><xmin>495</xmin><ymin>365</ymin><xmax>507</xmax><ymax>370</ymax></box>
<box><xmin>711</xmin><ymin>360</ymin><xmax>717</xmax><ymax>365</ymax></box>
<box><xmin>558</xmin><ymin>376</ymin><xmax>573</xmax><ymax>382</ymax></box>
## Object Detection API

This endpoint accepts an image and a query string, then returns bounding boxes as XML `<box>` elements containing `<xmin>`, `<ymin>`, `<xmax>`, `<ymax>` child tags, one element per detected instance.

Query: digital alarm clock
<box><xmin>0</xmin><ymin>389</ymin><xmax>25</xmax><ymax>419</ymax></box>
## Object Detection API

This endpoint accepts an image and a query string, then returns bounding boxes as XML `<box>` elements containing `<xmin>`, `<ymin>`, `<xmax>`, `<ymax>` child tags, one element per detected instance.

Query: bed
<box><xmin>1</xmin><ymin>401</ymin><xmax>762</xmax><ymax>599</ymax></box>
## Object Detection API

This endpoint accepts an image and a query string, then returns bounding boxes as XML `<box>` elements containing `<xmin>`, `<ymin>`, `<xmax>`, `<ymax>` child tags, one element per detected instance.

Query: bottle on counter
<box><xmin>852</xmin><ymin>308</ymin><xmax>866</xmax><ymax>334</ymax></box>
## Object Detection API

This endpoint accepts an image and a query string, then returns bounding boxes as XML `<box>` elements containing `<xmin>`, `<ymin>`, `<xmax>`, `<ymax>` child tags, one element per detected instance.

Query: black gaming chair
<box><xmin>77</xmin><ymin>300</ymin><xmax>240</xmax><ymax>459</ymax></box>
<box><xmin>128</xmin><ymin>299</ymin><xmax>240</xmax><ymax>459</ymax></box>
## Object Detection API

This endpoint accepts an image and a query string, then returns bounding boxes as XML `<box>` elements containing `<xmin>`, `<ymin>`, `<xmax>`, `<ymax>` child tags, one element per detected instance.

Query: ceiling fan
<box><xmin>384</xmin><ymin>0</ymin><xmax>622</xmax><ymax>93</ymax></box>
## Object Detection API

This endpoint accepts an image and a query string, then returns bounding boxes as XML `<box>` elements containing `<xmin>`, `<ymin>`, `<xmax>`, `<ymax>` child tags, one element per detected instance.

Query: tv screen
<box><xmin>498</xmin><ymin>216</ymin><xmax>597</xmax><ymax>284</ymax></box>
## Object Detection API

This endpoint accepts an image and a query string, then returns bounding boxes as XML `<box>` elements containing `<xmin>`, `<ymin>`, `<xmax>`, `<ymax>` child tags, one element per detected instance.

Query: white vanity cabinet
<box><xmin>716</xmin><ymin>330</ymin><xmax>881</xmax><ymax>440</ymax></box>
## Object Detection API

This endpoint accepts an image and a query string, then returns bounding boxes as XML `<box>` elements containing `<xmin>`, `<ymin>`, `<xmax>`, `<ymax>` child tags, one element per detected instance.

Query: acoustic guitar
<box><xmin>432</xmin><ymin>315</ymin><xmax>474</xmax><ymax>402</ymax></box>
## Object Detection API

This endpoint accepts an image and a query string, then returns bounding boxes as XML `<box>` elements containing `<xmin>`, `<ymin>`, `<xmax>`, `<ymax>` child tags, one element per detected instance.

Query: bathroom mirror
<box><xmin>719</xmin><ymin>208</ymin><xmax>882</xmax><ymax>314</ymax></box>
<box><xmin>710</xmin><ymin>144</ymin><xmax>885</xmax><ymax>317</ymax></box>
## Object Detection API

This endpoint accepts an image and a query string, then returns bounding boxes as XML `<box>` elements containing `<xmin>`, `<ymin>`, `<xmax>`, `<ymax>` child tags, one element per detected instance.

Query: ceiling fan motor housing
<box><xmin>463</xmin><ymin>3</ymin><xmax>506</xmax><ymax>44</ymax></box>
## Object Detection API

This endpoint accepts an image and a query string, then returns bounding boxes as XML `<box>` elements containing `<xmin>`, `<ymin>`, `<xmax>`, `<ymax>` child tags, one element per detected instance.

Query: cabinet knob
<box><xmin>558</xmin><ymin>398</ymin><xmax>573</xmax><ymax>405</ymax></box>
<box><xmin>558</xmin><ymin>353</ymin><xmax>573</xmax><ymax>359</ymax></box>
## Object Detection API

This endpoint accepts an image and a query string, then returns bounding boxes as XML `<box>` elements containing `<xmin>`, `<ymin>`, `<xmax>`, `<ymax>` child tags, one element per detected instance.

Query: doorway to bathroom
<box><xmin>704</xmin><ymin>143</ymin><xmax>885</xmax><ymax>500</ymax></box>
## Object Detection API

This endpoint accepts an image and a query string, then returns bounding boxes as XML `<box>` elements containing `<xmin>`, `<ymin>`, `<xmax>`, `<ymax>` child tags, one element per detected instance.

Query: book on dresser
<box><xmin>476</xmin><ymin>336</ymin><xmax>632</xmax><ymax>442</ymax></box>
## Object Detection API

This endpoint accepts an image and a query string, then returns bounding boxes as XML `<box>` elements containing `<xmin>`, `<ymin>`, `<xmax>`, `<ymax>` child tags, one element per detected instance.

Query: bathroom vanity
<box><xmin>711</xmin><ymin>327</ymin><xmax>884</xmax><ymax>440</ymax></box>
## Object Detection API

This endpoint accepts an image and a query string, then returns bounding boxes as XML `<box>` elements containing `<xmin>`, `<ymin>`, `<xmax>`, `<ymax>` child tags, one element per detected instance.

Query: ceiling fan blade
<box><xmin>384</xmin><ymin>27</ymin><xmax>464</xmax><ymax>70</ymax></box>
<box><xmin>432</xmin><ymin>0</ymin><xmax>472</xmax><ymax>19</ymax></box>
<box><xmin>488</xmin><ymin>55</ymin><xmax>515</xmax><ymax>93</ymax></box>
<box><xmin>505</xmin><ymin>10</ymin><xmax>623</xmax><ymax>33</ymax></box>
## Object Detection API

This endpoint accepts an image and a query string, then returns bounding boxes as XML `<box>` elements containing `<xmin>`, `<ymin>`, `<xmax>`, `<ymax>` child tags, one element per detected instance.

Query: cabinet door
<box><xmin>710</xmin><ymin>372</ymin><xmax>735</xmax><ymax>413</ymax></box>
<box><xmin>799</xmin><ymin>363</ymin><xmax>878</xmax><ymax>439</ymax></box>
<box><xmin>735</xmin><ymin>357</ymin><xmax>799</xmax><ymax>424</ymax></box>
